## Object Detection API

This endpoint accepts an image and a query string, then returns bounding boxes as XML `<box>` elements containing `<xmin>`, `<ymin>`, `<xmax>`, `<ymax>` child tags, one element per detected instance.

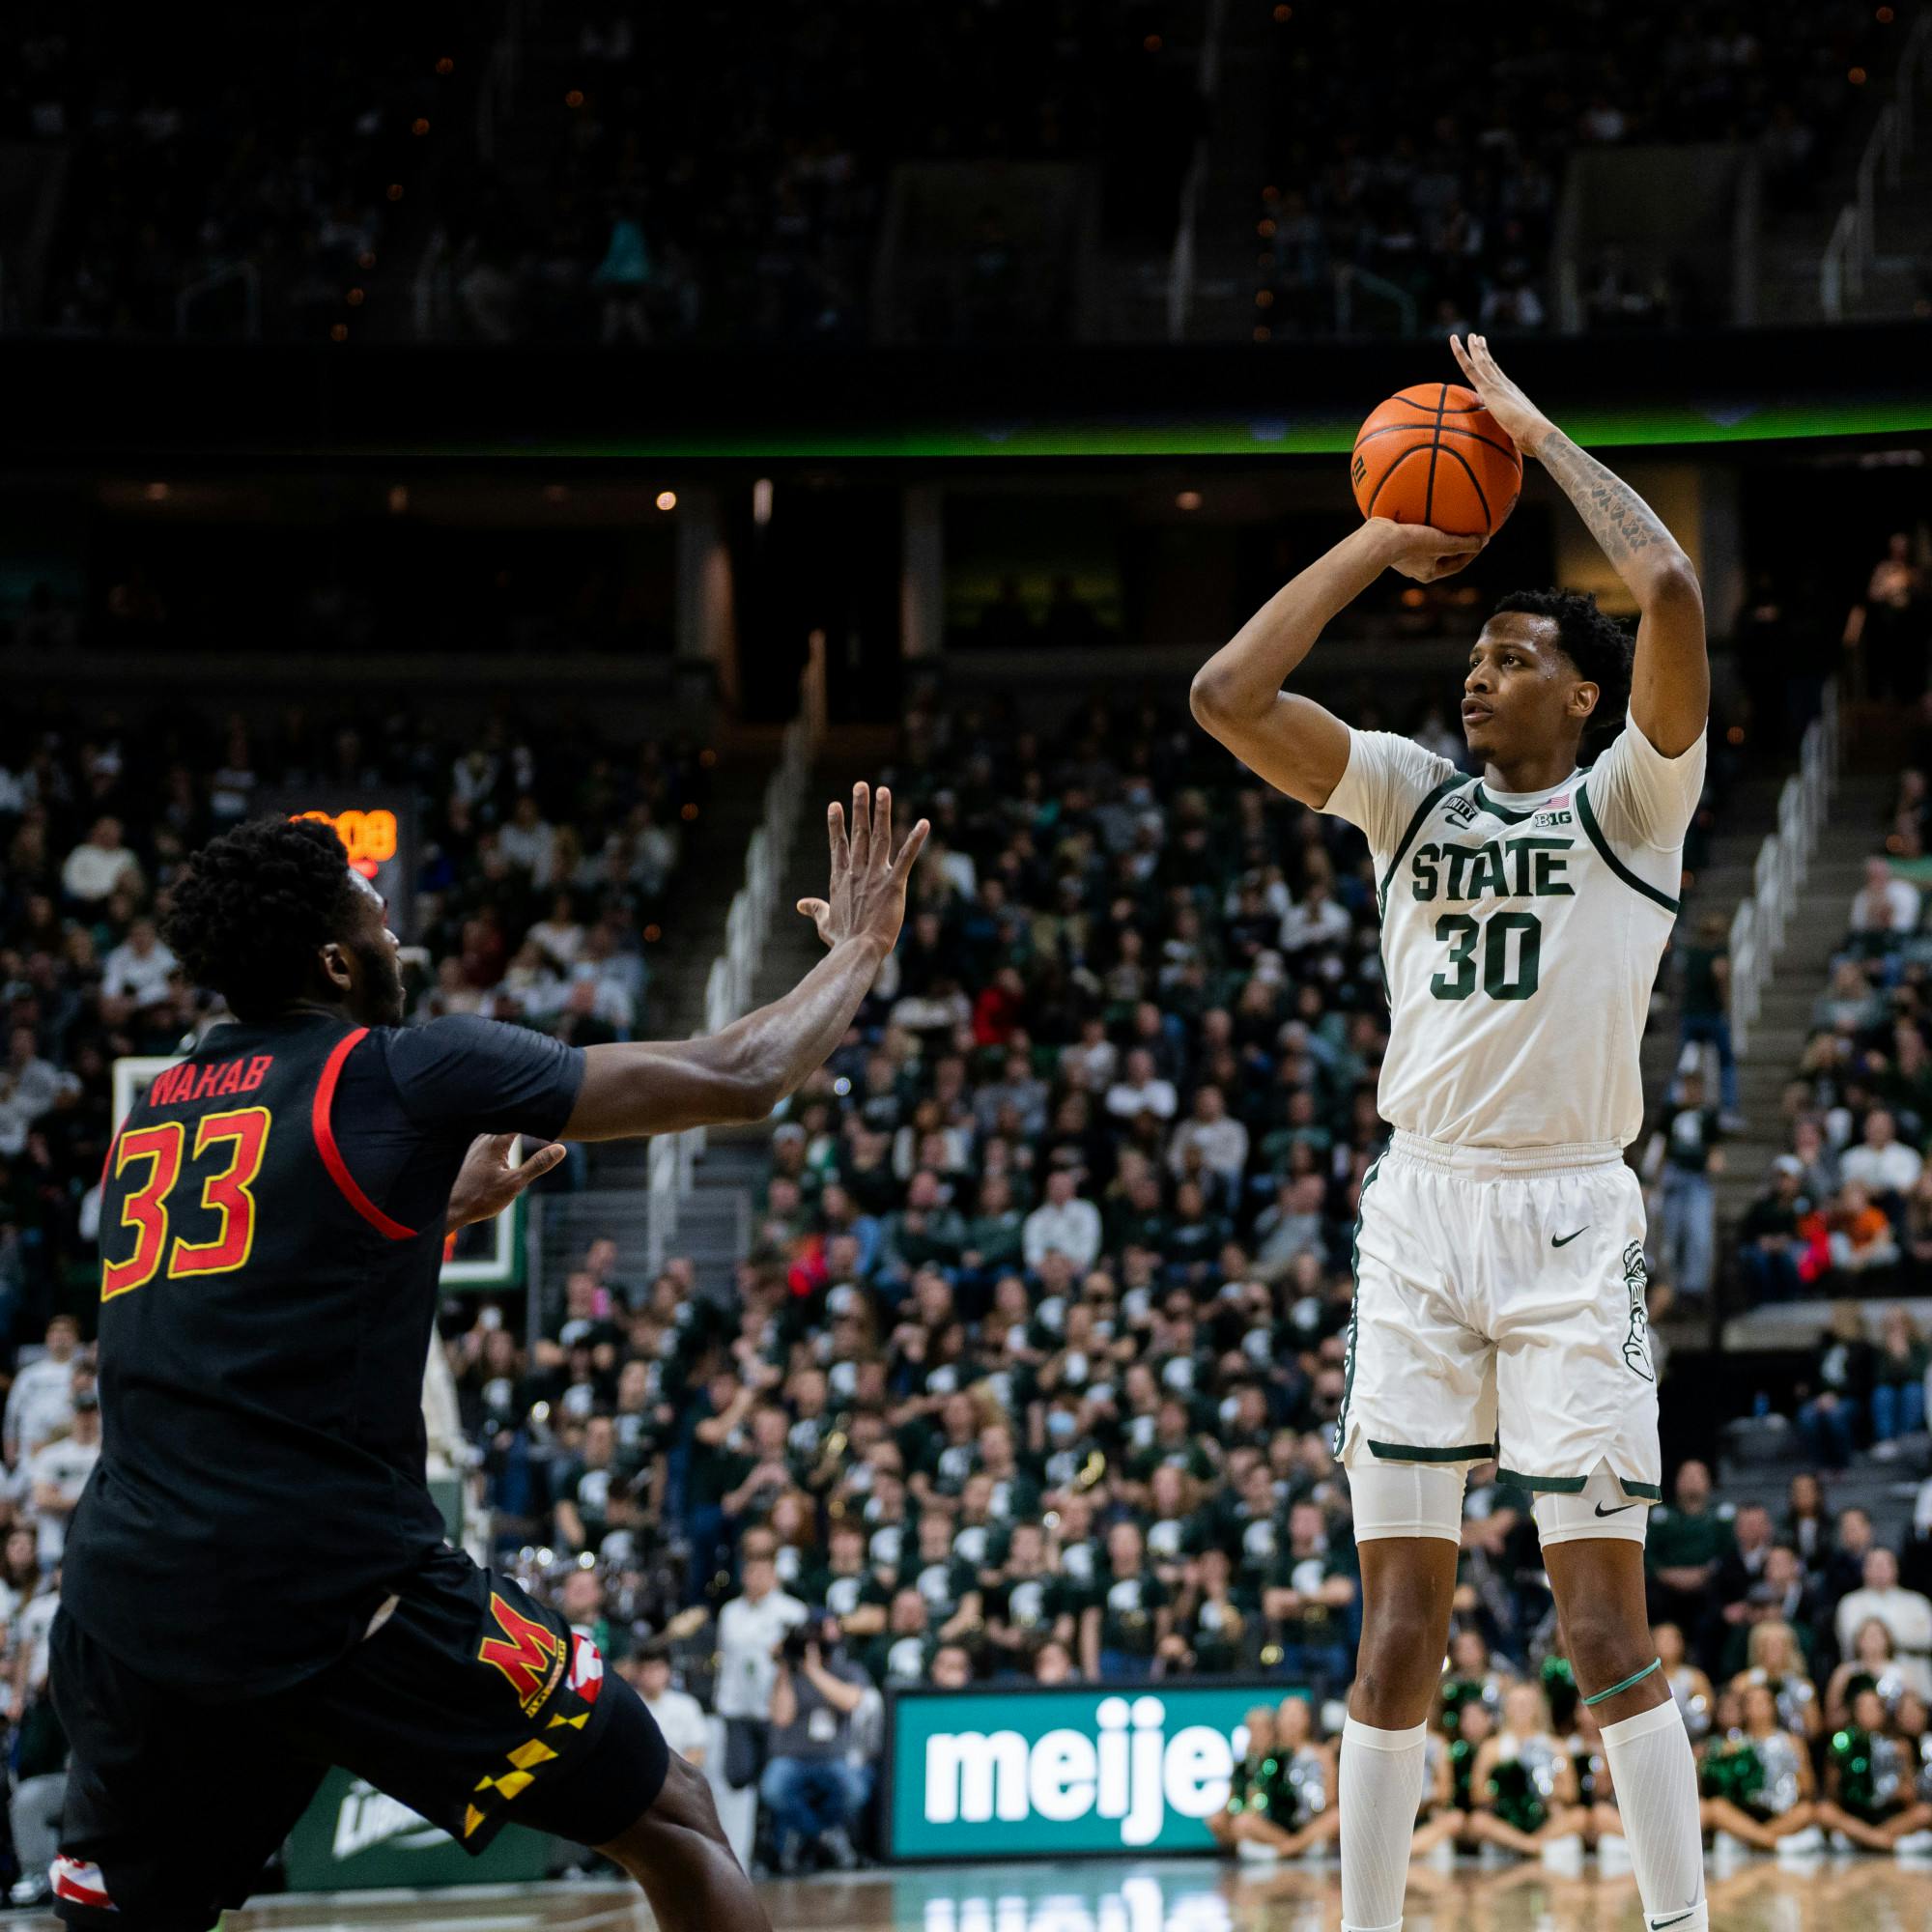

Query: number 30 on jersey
<box><xmin>1429</xmin><ymin>912</ymin><xmax>1542</xmax><ymax>1002</ymax></box>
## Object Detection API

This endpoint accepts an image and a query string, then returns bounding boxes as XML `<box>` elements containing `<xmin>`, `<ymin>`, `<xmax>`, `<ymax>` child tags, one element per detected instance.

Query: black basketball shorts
<box><xmin>48</xmin><ymin>1545</ymin><xmax>668</xmax><ymax>1932</ymax></box>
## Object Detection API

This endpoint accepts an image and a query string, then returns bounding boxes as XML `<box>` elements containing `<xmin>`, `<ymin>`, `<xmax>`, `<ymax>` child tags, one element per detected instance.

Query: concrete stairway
<box><xmin>538</xmin><ymin>1137</ymin><xmax>757</xmax><ymax>1306</ymax></box>
<box><xmin>548</xmin><ymin>735</ymin><xmax>785</xmax><ymax>1306</ymax></box>
<box><xmin>1756</xmin><ymin>43</ymin><xmax>1932</xmax><ymax>327</ymax></box>
<box><xmin>1637</xmin><ymin>772</ymin><xmax>1784</xmax><ymax>1107</ymax></box>
<box><xmin>1712</xmin><ymin>771</ymin><xmax>1894</xmax><ymax>1230</ymax></box>
<box><xmin>640</xmin><ymin>737</ymin><xmax>787</xmax><ymax>1047</ymax></box>
<box><xmin>749</xmin><ymin>730</ymin><xmax>901</xmax><ymax>1013</ymax></box>
<box><xmin>1758</xmin><ymin>144</ymin><xmax>1932</xmax><ymax>326</ymax></box>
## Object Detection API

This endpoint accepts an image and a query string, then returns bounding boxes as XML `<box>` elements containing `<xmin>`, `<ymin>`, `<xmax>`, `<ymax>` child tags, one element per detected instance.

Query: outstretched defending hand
<box><xmin>1449</xmin><ymin>333</ymin><xmax>1555</xmax><ymax>458</ymax></box>
<box><xmin>446</xmin><ymin>1134</ymin><xmax>566</xmax><ymax>1233</ymax></box>
<box><xmin>796</xmin><ymin>781</ymin><xmax>930</xmax><ymax>953</ymax></box>
<box><xmin>1368</xmin><ymin>518</ymin><xmax>1488</xmax><ymax>583</ymax></box>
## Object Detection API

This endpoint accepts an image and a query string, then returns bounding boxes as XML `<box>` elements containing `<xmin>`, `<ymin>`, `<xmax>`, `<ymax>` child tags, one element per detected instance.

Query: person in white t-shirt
<box><xmin>633</xmin><ymin>1643</ymin><xmax>709</xmax><ymax>1767</ymax></box>
<box><xmin>60</xmin><ymin>816</ymin><xmax>143</xmax><ymax>904</ymax></box>
<box><xmin>712</xmin><ymin>1534</ymin><xmax>808</xmax><ymax>1723</ymax></box>
<box><xmin>1191</xmin><ymin>333</ymin><xmax>1713</xmax><ymax>1932</ymax></box>
<box><xmin>1849</xmin><ymin>856</ymin><xmax>1921</xmax><ymax>940</ymax></box>
<box><xmin>1167</xmin><ymin>1085</ymin><xmax>1250</xmax><ymax>1190</ymax></box>
<box><xmin>1839</xmin><ymin>1108</ymin><xmax>1923</xmax><ymax>1201</ymax></box>
<box><xmin>1834</xmin><ymin>1547</ymin><xmax>1932</xmax><ymax>1663</ymax></box>
<box><xmin>4</xmin><ymin>1317</ymin><xmax>81</xmax><ymax>1466</ymax></box>
<box><xmin>25</xmin><ymin>1396</ymin><xmax>100</xmax><ymax>1567</ymax></box>
<box><xmin>100</xmin><ymin>919</ymin><xmax>179</xmax><ymax>1011</ymax></box>
<box><xmin>1020</xmin><ymin>1164</ymin><xmax>1102</xmax><ymax>1272</ymax></box>
<box><xmin>1103</xmin><ymin>1048</ymin><xmax>1178</xmax><ymax>1123</ymax></box>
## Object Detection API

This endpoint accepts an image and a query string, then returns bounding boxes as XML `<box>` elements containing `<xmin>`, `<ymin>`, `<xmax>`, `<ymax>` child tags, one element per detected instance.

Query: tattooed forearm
<box><xmin>1536</xmin><ymin>428</ymin><xmax>1690</xmax><ymax>587</ymax></box>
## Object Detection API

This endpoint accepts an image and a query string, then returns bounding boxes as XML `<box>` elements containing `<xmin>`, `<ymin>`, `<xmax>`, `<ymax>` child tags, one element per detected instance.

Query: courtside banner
<box><xmin>884</xmin><ymin>1681</ymin><xmax>1307</xmax><ymax>1861</ymax></box>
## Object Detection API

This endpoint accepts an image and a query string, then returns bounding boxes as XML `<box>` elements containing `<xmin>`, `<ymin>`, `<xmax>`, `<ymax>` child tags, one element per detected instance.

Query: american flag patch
<box><xmin>52</xmin><ymin>1857</ymin><xmax>116</xmax><ymax>1911</ymax></box>
<box><xmin>1547</xmin><ymin>792</ymin><xmax>1569</xmax><ymax>810</ymax></box>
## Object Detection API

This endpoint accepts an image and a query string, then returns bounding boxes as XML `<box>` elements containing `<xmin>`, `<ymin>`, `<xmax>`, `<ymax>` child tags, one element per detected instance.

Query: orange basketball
<box><xmin>1350</xmin><ymin>383</ymin><xmax>1521</xmax><ymax>536</ymax></box>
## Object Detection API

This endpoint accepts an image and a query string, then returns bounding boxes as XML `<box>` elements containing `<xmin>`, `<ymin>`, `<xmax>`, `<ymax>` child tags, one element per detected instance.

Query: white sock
<box><xmin>1341</xmin><ymin>1716</ymin><xmax>1427</xmax><ymax>1932</ymax></box>
<box><xmin>1599</xmin><ymin>1699</ymin><xmax>1707</xmax><ymax>1932</ymax></box>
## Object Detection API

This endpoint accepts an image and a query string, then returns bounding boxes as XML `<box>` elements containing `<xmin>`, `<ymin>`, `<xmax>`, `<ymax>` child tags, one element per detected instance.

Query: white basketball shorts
<box><xmin>1333</xmin><ymin>1130</ymin><xmax>1661</xmax><ymax>1508</ymax></box>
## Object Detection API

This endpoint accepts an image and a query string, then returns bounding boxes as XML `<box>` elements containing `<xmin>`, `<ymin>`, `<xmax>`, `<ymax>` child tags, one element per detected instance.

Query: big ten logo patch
<box><xmin>477</xmin><ymin>1594</ymin><xmax>567</xmax><ymax>1716</ymax></box>
<box><xmin>1533</xmin><ymin>792</ymin><xmax>1574</xmax><ymax>830</ymax></box>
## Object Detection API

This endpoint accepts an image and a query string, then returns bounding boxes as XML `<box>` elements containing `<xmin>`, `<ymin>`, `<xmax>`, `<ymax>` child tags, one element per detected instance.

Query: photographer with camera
<box><xmin>761</xmin><ymin>1613</ymin><xmax>871</xmax><ymax>1874</ymax></box>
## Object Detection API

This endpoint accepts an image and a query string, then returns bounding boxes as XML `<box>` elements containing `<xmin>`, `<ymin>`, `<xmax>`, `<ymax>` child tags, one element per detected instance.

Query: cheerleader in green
<box><xmin>1814</xmin><ymin>1687</ymin><xmax>1921</xmax><ymax>1851</ymax></box>
<box><xmin>1207</xmin><ymin>1705</ymin><xmax>1278</xmax><ymax>1855</ymax></box>
<box><xmin>1656</xmin><ymin>1621</ymin><xmax>1715</xmax><ymax>1742</ymax></box>
<box><xmin>1227</xmin><ymin>1696</ymin><xmax>1341</xmax><ymax>1860</ymax></box>
<box><xmin>1408</xmin><ymin>1722</ymin><xmax>1464</xmax><ymax>1864</ymax></box>
<box><xmin>1731</xmin><ymin>1620</ymin><xmax>1822</xmax><ymax>1744</ymax></box>
<box><xmin>1824</xmin><ymin>1616</ymin><xmax>1916</xmax><ymax>1731</ymax></box>
<box><xmin>1445</xmin><ymin>1696</ymin><xmax>1496</xmax><ymax>1851</ymax></box>
<box><xmin>1465</xmin><ymin>1684</ymin><xmax>1584</xmax><ymax>1862</ymax></box>
<box><xmin>1889</xmin><ymin>1689</ymin><xmax>1932</xmax><ymax>1854</ymax></box>
<box><xmin>1696</xmin><ymin>1681</ymin><xmax>1819</xmax><ymax>1852</ymax></box>
<box><xmin>1568</xmin><ymin>1703</ymin><xmax>1634</xmax><ymax>1872</ymax></box>
<box><xmin>1439</xmin><ymin>1629</ymin><xmax>1511</xmax><ymax>1733</ymax></box>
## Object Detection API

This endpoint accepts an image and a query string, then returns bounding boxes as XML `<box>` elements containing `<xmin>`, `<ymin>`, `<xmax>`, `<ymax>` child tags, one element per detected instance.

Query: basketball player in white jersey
<box><xmin>1191</xmin><ymin>334</ymin><xmax>1709</xmax><ymax>1932</ymax></box>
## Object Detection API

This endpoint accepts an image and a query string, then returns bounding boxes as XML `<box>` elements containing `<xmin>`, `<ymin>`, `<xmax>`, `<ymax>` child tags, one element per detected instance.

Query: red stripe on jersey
<box><xmin>312</xmin><ymin>1028</ymin><xmax>417</xmax><ymax>1241</ymax></box>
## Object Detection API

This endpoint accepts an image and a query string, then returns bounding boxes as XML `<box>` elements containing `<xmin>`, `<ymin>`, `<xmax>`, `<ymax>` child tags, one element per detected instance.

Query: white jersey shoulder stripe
<box><xmin>1574</xmin><ymin>778</ymin><xmax>1680</xmax><ymax>915</ymax></box>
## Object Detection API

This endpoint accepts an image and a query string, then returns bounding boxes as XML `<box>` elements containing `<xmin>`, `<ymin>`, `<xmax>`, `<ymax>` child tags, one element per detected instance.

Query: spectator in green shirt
<box><xmin>960</xmin><ymin>1173</ymin><xmax>1025</xmax><ymax>1292</ymax></box>
<box><xmin>1646</xmin><ymin>1460</ymin><xmax>1735</xmax><ymax>1647</ymax></box>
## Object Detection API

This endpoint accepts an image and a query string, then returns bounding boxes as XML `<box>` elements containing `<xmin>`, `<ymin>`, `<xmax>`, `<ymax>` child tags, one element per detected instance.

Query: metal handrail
<box><xmin>1334</xmin><ymin>264</ymin><xmax>1417</xmax><ymax>337</ymax></box>
<box><xmin>1820</xmin><ymin>14</ymin><xmax>1931</xmax><ymax>320</ymax></box>
<box><xmin>412</xmin><ymin>227</ymin><xmax>451</xmax><ymax>340</ymax></box>
<box><xmin>1728</xmin><ymin>681</ymin><xmax>1840</xmax><ymax>1057</ymax></box>
<box><xmin>175</xmin><ymin>262</ymin><xmax>261</xmax><ymax>340</ymax></box>
<box><xmin>1165</xmin><ymin>0</ymin><xmax>1228</xmax><ymax>341</ymax></box>
<box><xmin>645</xmin><ymin>632</ymin><xmax>828</xmax><ymax>1269</ymax></box>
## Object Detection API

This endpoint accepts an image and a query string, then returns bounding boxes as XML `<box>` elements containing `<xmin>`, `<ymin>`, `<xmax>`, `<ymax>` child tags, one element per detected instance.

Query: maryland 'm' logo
<box><xmin>478</xmin><ymin>1594</ymin><xmax>565</xmax><ymax>1715</ymax></box>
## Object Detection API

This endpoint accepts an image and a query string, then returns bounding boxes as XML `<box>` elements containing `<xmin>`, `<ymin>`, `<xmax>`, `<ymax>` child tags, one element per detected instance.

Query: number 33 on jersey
<box><xmin>1322</xmin><ymin>711</ymin><xmax>1706</xmax><ymax>1151</ymax></box>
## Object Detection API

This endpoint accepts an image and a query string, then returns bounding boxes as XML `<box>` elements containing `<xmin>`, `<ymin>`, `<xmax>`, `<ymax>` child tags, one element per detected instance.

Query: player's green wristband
<box><xmin>1582</xmin><ymin>1658</ymin><xmax>1662</xmax><ymax>1708</ymax></box>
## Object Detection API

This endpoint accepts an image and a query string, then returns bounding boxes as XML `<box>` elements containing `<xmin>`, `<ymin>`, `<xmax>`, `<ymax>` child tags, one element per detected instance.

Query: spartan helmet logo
<box><xmin>1622</xmin><ymin>1241</ymin><xmax>1655</xmax><ymax>1382</ymax></box>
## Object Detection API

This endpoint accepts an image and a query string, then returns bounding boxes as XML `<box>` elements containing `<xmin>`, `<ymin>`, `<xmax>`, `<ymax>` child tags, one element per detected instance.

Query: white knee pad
<box><xmin>1532</xmin><ymin>1463</ymin><xmax>1650</xmax><ymax>1547</ymax></box>
<box><xmin>1348</xmin><ymin>1459</ymin><xmax>1469</xmax><ymax>1544</ymax></box>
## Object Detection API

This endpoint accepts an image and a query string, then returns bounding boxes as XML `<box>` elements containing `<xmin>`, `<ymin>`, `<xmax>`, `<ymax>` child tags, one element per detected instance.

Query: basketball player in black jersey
<box><xmin>54</xmin><ymin>785</ymin><xmax>924</xmax><ymax>1932</ymax></box>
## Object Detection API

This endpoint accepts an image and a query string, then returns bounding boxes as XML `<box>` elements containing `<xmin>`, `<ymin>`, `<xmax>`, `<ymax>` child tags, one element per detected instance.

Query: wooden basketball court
<box><xmin>18</xmin><ymin>1858</ymin><xmax>1931</xmax><ymax>1932</ymax></box>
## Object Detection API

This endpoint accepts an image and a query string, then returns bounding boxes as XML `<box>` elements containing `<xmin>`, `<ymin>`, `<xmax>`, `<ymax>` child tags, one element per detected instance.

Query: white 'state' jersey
<box><xmin>1324</xmin><ymin>711</ymin><xmax>1706</xmax><ymax>1149</ymax></box>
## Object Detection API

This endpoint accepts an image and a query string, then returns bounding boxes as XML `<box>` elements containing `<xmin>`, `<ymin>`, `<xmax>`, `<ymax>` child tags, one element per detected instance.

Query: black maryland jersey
<box><xmin>65</xmin><ymin>1011</ymin><xmax>584</xmax><ymax>1700</ymax></box>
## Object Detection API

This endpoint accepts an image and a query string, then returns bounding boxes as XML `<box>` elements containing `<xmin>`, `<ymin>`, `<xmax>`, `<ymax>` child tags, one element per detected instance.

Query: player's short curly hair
<box><xmin>160</xmin><ymin>816</ymin><xmax>360</xmax><ymax>1019</ymax></box>
<box><xmin>1492</xmin><ymin>587</ymin><xmax>1634</xmax><ymax>754</ymax></box>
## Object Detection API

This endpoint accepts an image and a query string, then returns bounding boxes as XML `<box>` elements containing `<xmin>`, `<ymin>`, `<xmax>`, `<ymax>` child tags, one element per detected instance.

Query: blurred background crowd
<box><xmin>0</xmin><ymin>527</ymin><xmax>1928</xmax><ymax>1883</ymax></box>
<box><xmin>1</xmin><ymin>0</ymin><xmax>1916</xmax><ymax>346</ymax></box>
<box><xmin>0</xmin><ymin>0</ymin><xmax>1930</xmax><ymax>1899</ymax></box>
